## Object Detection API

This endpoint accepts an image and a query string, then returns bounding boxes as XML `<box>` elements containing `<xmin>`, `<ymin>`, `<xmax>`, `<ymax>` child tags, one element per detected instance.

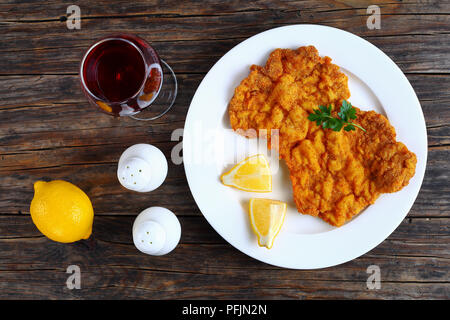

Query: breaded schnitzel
<box><xmin>229</xmin><ymin>46</ymin><xmax>417</xmax><ymax>227</ymax></box>
<box><xmin>229</xmin><ymin>46</ymin><xmax>350</xmax><ymax>154</ymax></box>
<box><xmin>285</xmin><ymin>109</ymin><xmax>416</xmax><ymax>226</ymax></box>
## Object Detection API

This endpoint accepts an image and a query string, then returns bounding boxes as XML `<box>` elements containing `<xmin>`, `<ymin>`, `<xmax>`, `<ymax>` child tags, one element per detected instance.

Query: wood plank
<box><xmin>0</xmin><ymin>215</ymin><xmax>447</xmax><ymax>299</ymax></box>
<box><xmin>0</xmin><ymin>102</ymin><xmax>448</xmax><ymax>154</ymax></box>
<box><xmin>428</xmin><ymin>125</ymin><xmax>450</xmax><ymax>147</ymax></box>
<box><xmin>1</xmin><ymin>215</ymin><xmax>448</xmax><ymax>244</ymax></box>
<box><xmin>0</xmin><ymin>73</ymin><xmax>448</xmax><ymax>130</ymax></box>
<box><xmin>0</xmin><ymin>216</ymin><xmax>448</xmax><ymax>277</ymax></box>
<box><xmin>0</xmin><ymin>148</ymin><xmax>448</xmax><ymax>216</ymax></box>
<box><xmin>1</xmin><ymin>0</ymin><xmax>448</xmax><ymax>21</ymax></box>
<box><xmin>0</xmin><ymin>270</ymin><xmax>447</xmax><ymax>299</ymax></box>
<box><xmin>0</xmin><ymin>73</ymin><xmax>199</xmax><ymax>135</ymax></box>
<box><xmin>0</xmin><ymin>163</ymin><xmax>197</xmax><ymax>216</ymax></box>
<box><xmin>0</xmin><ymin>34</ymin><xmax>448</xmax><ymax>75</ymax></box>
<box><xmin>408</xmin><ymin>74</ymin><xmax>450</xmax><ymax>127</ymax></box>
<box><xmin>0</xmin><ymin>271</ymin><xmax>447</xmax><ymax>299</ymax></box>
<box><xmin>1</xmin><ymin>7</ymin><xmax>449</xmax><ymax>57</ymax></box>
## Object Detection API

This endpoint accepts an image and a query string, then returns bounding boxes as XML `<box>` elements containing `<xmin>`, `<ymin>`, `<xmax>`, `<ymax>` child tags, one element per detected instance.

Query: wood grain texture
<box><xmin>1</xmin><ymin>35</ymin><xmax>448</xmax><ymax>75</ymax></box>
<box><xmin>0</xmin><ymin>0</ymin><xmax>449</xmax><ymax>299</ymax></box>
<box><xmin>0</xmin><ymin>215</ymin><xmax>448</xmax><ymax>299</ymax></box>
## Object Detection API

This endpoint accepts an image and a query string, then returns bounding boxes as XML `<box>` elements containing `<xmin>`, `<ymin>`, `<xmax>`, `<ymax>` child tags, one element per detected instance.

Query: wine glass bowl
<box><xmin>80</xmin><ymin>34</ymin><xmax>176</xmax><ymax>120</ymax></box>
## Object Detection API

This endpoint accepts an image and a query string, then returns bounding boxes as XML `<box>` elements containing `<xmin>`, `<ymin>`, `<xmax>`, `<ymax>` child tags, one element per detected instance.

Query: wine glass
<box><xmin>80</xmin><ymin>33</ymin><xmax>177</xmax><ymax>121</ymax></box>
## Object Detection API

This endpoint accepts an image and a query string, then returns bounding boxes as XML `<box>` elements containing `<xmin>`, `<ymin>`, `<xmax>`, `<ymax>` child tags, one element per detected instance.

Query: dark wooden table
<box><xmin>0</xmin><ymin>0</ymin><xmax>448</xmax><ymax>299</ymax></box>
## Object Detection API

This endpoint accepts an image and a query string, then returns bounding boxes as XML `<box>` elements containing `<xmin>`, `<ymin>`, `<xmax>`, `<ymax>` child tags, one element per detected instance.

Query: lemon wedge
<box><xmin>249</xmin><ymin>198</ymin><xmax>286</xmax><ymax>249</ymax></box>
<box><xmin>220</xmin><ymin>154</ymin><xmax>272</xmax><ymax>192</ymax></box>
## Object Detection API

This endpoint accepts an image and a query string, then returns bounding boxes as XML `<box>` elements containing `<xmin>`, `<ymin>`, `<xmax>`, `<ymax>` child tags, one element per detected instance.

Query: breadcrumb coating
<box><xmin>229</xmin><ymin>46</ymin><xmax>417</xmax><ymax>227</ymax></box>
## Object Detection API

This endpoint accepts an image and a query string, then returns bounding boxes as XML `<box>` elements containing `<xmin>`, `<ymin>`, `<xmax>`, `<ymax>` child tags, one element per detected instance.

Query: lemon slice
<box><xmin>249</xmin><ymin>198</ymin><xmax>287</xmax><ymax>249</ymax></box>
<box><xmin>220</xmin><ymin>155</ymin><xmax>272</xmax><ymax>192</ymax></box>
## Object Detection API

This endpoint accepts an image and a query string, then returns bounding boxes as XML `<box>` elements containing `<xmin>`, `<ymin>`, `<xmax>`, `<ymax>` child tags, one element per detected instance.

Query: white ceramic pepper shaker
<box><xmin>117</xmin><ymin>144</ymin><xmax>168</xmax><ymax>192</ymax></box>
<box><xmin>132</xmin><ymin>207</ymin><xmax>181</xmax><ymax>256</ymax></box>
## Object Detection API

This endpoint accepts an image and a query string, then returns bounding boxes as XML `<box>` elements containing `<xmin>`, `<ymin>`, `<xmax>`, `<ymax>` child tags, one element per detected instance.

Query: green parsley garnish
<box><xmin>308</xmin><ymin>100</ymin><xmax>366</xmax><ymax>132</ymax></box>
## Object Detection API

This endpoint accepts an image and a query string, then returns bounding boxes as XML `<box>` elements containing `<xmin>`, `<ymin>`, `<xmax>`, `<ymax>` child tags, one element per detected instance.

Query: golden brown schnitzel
<box><xmin>229</xmin><ymin>46</ymin><xmax>417</xmax><ymax>227</ymax></box>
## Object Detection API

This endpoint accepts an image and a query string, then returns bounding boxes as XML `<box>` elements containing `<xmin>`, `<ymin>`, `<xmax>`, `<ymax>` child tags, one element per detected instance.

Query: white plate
<box><xmin>183</xmin><ymin>25</ymin><xmax>427</xmax><ymax>269</ymax></box>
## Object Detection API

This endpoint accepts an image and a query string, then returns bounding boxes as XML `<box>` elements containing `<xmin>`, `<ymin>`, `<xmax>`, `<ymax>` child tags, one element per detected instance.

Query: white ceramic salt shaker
<box><xmin>117</xmin><ymin>144</ymin><xmax>168</xmax><ymax>192</ymax></box>
<box><xmin>132</xmin><ymin>207</ymin><xmax>181</xmax><ymax>256</ymax></box>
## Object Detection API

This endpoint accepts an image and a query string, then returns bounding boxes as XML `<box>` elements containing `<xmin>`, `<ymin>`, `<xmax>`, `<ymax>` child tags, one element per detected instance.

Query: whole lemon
<box><xmin>30</xmin><ymin>180</ymin><xmax>94</xmax><ymax>243</ymax></box>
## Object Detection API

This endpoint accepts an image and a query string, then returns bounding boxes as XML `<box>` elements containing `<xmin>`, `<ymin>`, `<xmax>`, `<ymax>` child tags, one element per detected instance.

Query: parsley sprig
<box><xmin>308</xmin><ymin>100</ymin><xmax>366</xmax><ymax>132</ymax></box>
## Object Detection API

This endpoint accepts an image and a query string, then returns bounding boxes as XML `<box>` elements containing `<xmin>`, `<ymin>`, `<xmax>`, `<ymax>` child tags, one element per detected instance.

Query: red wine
<box><xmin>81</xmin><ymin>35</ymin><xmax>162</xmax><ymax>116</ymax></box>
